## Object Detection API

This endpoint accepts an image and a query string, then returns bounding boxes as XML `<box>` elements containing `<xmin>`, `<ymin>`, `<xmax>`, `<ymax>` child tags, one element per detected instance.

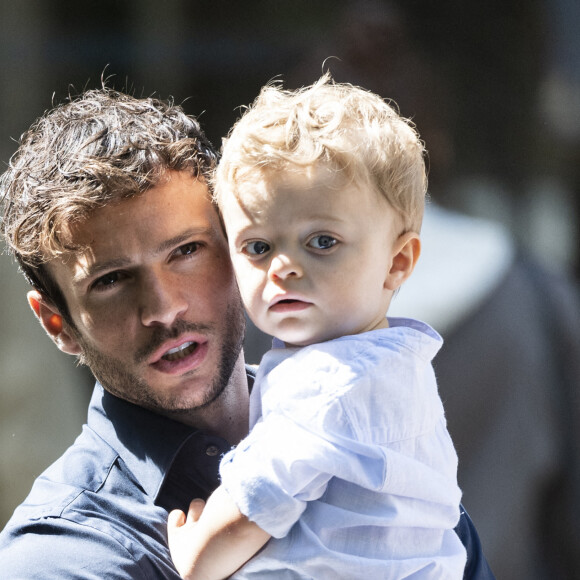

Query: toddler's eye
<box><xmin>243</xmin><ymin>240</ymin><xmax>271</xmax><ymax>255</ymax></box>
<box><xmin>308</xmin><ymin>235</ymin><xmax>337</xmax><ymax>250</ymax></box>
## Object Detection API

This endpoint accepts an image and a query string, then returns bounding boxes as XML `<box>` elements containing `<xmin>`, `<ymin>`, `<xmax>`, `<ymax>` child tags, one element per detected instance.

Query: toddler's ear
<box><xmin>384</xmin><ymin>232</ymin><xmax>421</xmax><ymax>291</ymax></box>
<box><xmin>27</xmin><ymin>290</ymin><xmax>82</xmax><ymax>356</ymax></box>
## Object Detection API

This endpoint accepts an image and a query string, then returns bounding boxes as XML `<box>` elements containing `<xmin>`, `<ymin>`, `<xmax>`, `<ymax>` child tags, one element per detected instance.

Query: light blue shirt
<box><xmin>220</xmin><ymin>318</ymin><xmax>467</xmax><ymax>578</ymax></box>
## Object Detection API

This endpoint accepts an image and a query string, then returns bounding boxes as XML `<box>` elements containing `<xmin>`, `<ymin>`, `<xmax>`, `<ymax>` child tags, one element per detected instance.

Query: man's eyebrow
<box><xmin>74</xmin><ymin>227</ymin><xmax>214</xmax><ymax>283</ymax></box>
<box><xmin>73</xmin><ymin>257</ymin><xmax>133</xmax><ymax>283</ymax></box>
<box><xmin>154</xmin><ymin>227</ymin><xmax>213</xmax><ymax>255</ymax></box>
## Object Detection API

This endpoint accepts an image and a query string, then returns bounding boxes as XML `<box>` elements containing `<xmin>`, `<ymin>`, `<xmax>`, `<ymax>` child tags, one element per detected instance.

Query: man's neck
<box><xmin>207</xmin><ymin>357</ymin><xmax>251</xmax><ymax>445</ymax></box>
<box><xmin>172</xmin><ymin>355</ymin><xmax>250</xmax><ymax>445</ymax></box>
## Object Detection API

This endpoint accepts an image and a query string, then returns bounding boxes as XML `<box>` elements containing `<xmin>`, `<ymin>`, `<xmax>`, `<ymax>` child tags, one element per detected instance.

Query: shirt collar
<box><xmin>87</xmin><ymin>383</ymin><xmax>197</xmax><ymax>500</ymax></box>
<box><xmin>85</xmin><ymin>366</ymin><xmax>257</xmax><ymax>503</ymax></box>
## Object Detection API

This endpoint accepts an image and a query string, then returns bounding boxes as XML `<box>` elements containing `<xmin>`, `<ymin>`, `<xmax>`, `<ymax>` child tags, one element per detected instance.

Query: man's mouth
<box><xmin>150</xmin><ymin>337</ymin><xmax>209</xmax><ymax>375</ymax></box>
<box><xmin>161</xmin><ymin>341</ymin><xmax>198</xmax><ymax>362</ymax></box>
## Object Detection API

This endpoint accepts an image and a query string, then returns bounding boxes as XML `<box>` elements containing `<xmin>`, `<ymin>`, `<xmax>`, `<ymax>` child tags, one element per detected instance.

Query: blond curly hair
<box><xmin>214</xmin><ymin>74</ymin><xmax>427</xmax><ymax>232</ymax></box>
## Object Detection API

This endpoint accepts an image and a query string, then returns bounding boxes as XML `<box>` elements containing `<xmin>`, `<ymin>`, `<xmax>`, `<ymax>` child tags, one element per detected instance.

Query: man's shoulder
<box><xmin>0</xmin><ymin>511</ymin><xmax>177</xmax><ymax>579</ymax></box>
<box><xmin>0</xmin><ymin>426</ymin><xmax>119</xmax><ymax>551</ymax></box>
<box><xmin>0</xmin><ymin>425</ymin><xmax>179</xmax><ymax>578</ymax></box>
<box><xmin>12</xmin><ymin>425</ymin><xmax>118</xmax><ymax>512</ymax></box>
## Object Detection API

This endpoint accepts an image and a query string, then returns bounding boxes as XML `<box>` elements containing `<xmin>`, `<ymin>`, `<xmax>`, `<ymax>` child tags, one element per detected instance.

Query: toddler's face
<box><xmin>220</xmin><ymin>166</ymin><xmax>413</xmax><ymax>346</ymax></box>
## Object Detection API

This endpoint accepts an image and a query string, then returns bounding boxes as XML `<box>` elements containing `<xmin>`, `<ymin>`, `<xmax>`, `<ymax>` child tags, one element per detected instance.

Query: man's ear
<box><xmin>384</xmin><ymin>232</ymin><xmax>421</xmax><ymax>291</ymax></box>
<box><xmin>27</xmin><ymin>290</ymin><xmax>82</xmax><ymax>355</ymax></box>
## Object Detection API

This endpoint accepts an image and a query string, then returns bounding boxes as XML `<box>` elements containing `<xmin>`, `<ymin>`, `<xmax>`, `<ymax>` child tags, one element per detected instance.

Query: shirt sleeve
<box><xmin>219</xmin><ymin>367</ymin><xmax>389</xmax><ymax>539</ymax></box>
<box><xmin>0</xmin><ymin>517</ymin><xmax>181</xmax><ymax>579</ymax></box>
<box><xmin>221</xmin><ymin>336</ymin><xmax>461</xmax><ymax>540</ymax></box>
<box><xmin>455</xmin><ymin>506</ymin><xmax>497</xmax><ymax>580</ymax></box>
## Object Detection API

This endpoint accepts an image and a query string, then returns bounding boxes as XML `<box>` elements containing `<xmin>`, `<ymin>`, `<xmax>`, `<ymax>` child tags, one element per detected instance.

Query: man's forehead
<box><xmin>73</xmin><ymin>171</ymin><xmax>212</xmax><ymax>228</ymax></box>
<box><xmin>47</xmin><ymin>173</ymin><xmax>219</xmax><ymax>277</ymax></box>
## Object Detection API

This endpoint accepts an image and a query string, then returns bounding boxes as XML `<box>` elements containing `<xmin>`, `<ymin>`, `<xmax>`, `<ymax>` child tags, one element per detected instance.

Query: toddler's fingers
<box><xmin>187</xmin><ymin>498</ymin><xmax>206</xmax><ymax>522</ymax></box>
<box><xmin>167</xmin><ymin>509</ymin><xmax>186</xmax><ymax>530</ymax></box>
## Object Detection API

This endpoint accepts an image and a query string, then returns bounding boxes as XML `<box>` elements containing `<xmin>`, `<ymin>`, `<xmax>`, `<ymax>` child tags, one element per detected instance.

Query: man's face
<box><xmin>48</xmin><ymin>171</ymin><xmax>245</xmax><ymax>416</ymax></box>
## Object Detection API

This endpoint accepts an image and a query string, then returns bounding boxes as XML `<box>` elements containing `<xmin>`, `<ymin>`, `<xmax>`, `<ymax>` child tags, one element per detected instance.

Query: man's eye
<box><xmin>177</xmin><ymin>242</ymin><xmax>201</xmax><ymax>256</ymax></box>
<box><xmin>93</xmin><ymin>272</ymin><xmax>121</xmax><ymax>290</ymax></box>
<box><xmin>308</xmin><ymin>235</ymin><xmax>337</xmax><ymax>250</ymax></box>
<box><xmin>243</xmin><ymin>240</ymin><xmax>271</xmax><ymax>256</ymax></box>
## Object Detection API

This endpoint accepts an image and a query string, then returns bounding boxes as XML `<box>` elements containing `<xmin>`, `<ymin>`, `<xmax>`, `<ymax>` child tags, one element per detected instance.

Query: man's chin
<box><xmin>151</xmin><ymin>384</ymin><xmax>228</xmax><ymax>416</ymax></box>
<box><xmin>99</xmin><ymin>377</ymin><xmax>223</xmax><ymax>415</ymax></box>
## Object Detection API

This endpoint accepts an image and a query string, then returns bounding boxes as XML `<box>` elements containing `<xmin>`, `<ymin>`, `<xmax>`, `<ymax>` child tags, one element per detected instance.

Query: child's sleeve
<box><xmin>219</xmin><ymin>349</ymin><xmax>389</xmax><ymax>539</ymax></box>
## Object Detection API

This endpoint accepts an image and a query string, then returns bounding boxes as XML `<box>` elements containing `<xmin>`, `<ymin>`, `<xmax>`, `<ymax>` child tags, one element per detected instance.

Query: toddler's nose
<box><xmin>268</xmin><ymin>254</ymin><xmax>302</xmax><ymax>280</ymax></box>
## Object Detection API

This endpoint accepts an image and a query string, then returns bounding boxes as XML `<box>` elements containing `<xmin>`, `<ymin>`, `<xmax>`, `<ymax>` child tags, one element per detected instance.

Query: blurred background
<box><xmin>1</xmin><ymin>1</ymin><xmax>579</xmax><ymax>577</ymax></box>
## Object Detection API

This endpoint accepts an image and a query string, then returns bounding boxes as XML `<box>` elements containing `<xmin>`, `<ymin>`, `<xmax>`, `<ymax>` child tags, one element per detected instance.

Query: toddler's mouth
<box><xmin>269</xmin><ymin>298</ymin><xmax>312</xmax><ymax>313</ymax></box>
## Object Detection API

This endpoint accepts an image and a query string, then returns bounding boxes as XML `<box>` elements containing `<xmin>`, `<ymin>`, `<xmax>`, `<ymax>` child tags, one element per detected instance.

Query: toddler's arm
<box><xmin>167</xmin><ymin>485</ymin><xmax>271</xmax><ymax>580</ymax></box>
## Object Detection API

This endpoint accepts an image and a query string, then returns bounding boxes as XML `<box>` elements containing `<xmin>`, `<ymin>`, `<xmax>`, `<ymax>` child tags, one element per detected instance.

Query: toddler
<box><xmin>168</xmin><ymin>75</ymin><xmax>466</xmax><ymax>579</ymax></box>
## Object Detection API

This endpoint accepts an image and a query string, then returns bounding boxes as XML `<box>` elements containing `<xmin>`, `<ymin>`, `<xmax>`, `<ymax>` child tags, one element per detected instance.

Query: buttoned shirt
<box><xmin>0</xmin><ymin>368</ymin><xmax>494</xmax><ymax>578</ymax></box>
<box><xmin>221</xmin><ymin>319</ymin><xmax>466</xmax><ymax>578</ymax></box>
<box><xmin>0</xmin><ymin>381</ymin><xmax>235</xmax><ymax>579</ymax></box>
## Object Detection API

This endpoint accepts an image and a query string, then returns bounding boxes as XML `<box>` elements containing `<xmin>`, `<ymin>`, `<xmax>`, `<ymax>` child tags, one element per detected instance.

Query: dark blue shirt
<box><xmin>0</xmin><ymin>378</ymin><xmax>495</xmax><ymax>578</ymax></box>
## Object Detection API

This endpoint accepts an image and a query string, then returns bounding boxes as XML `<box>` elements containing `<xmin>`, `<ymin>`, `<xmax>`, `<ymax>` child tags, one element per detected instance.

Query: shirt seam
<box><xmin>44</xmin><ymin>512</ymin><xmax>158</xmax><ymax>579</ymax></box>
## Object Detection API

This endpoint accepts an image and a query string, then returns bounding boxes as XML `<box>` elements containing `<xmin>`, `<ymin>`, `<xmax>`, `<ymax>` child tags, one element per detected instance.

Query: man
<box><xmin>0</xmin><ymin>88</ymin><xmax>494</xmax><ymax>578</ymax></box>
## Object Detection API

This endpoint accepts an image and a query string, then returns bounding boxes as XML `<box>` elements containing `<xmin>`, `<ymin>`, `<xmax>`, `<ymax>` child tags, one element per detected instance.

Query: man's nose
<box><xmin>268</xmin><ymin>254</ymin><xmax>303</xmax><ymax>281</ymax></box>
<box><xmin>139</xmin><ymin>270</ymin><xmax>188</xmax><ymax>326</ymax></box>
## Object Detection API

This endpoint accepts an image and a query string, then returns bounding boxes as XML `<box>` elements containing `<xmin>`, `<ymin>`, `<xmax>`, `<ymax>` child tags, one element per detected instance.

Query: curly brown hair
<box><xmin>1</xmin><ymin>88</ymin><xmax>218</xmax><ymax>321</ymax></box>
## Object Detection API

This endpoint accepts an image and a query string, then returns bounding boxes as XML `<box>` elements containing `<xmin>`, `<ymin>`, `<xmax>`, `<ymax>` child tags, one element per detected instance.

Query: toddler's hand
<box><xmin>167</xmin><ymin>498</ymin><xmax>206</xmax><ymax>579</ymax></box>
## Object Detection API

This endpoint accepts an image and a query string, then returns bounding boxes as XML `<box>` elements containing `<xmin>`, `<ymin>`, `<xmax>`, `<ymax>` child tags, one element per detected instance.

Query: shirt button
<box><xmin>205</xmin><ymin>445</ymin><xmax>220</xmax><ymax>457</ymax></box>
